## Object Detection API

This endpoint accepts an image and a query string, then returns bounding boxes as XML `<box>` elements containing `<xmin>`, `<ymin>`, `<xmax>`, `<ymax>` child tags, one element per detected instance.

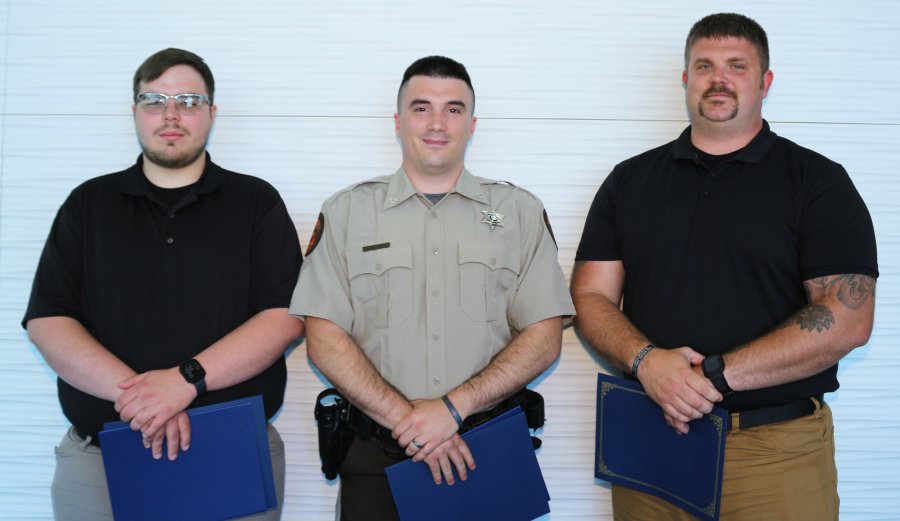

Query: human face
<box><xmin>394</xmin><ymin>76</ymin><xmax>476</xmax><ymax>179</ymax></box>
<box><xmin>133</xmin><ymin>64</ymin><xmax>216</xmax><ymax>169</ymax></box>
<box><xmin>683</xmin><ymin>37</ymin><xmax>773</xmax><ymax>133</ymax></box>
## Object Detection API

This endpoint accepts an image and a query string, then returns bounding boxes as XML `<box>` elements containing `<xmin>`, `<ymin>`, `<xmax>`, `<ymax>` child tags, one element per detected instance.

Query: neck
<box><xmin>142</xmin><ymin>153</ymin><xmax>206</xmax><ymax>188</ymax></box>
<box><xmin>402</xmin><ymin>163</ymin><xmax>464</xmax><ymax>194</ymax></box>
<box><xmin>690</xmin><ymin>117</ymin><xmax>763</xmax><ymax>155</ymax></box>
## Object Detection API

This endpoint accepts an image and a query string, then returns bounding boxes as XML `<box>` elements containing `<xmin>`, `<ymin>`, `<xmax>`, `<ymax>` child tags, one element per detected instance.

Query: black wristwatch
<box><xmin>701</xmin><ymin>354</ymin><xmax>733</xmax><ymax>396</ymax></box>
<box><xmin>179</xmin><ymin>358</ymin><xmax>207</xmax><ymax>396</ymax></box>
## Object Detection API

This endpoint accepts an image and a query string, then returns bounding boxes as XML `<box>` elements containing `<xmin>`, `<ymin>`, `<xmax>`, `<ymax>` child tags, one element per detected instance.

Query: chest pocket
<box><xmin>347</xmin><ymin>243</ymin><xmax>413</xmax><ymax>327</ymax></box>
<box><xmin>458</xmin><ymin>238</ymin><xmax>520</xmax><ymax>322</ymax></box>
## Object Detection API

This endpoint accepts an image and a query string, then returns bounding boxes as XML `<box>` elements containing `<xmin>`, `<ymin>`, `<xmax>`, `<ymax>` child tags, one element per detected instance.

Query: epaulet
<box><xmin>478</xmin><ymin>177</ymin><xmax>541</xmax><ymax>201</ymax></box>
<box><xmin>330</xmin><ymin>174</ymin><xmax>391</xmax><ymax>197</ymax></box>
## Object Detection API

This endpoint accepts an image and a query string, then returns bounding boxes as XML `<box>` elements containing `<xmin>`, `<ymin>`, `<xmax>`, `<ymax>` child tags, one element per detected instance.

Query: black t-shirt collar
<box><xmin>672</xmin><ymin>119</ymin><xmax>779</xmax><ymax>165</ymax></box>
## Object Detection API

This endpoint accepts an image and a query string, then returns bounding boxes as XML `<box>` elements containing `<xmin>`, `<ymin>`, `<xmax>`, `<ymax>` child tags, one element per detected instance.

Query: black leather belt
<box><xmin>731</xmin><ymin>394</ymin><xmax>822</xmax><ymax>431</ymax></box>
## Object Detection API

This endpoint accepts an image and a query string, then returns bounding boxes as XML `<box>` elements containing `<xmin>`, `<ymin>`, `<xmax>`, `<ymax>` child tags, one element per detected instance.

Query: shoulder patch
<box><xmin>543</xmin><ymin>209</ymin><xmax>558</xmax><ymax>247</ymax></box>
<box><xmin>306</xmin><ymin>212</ymin><xmax>324</xmax><ymax>256</ymax></box>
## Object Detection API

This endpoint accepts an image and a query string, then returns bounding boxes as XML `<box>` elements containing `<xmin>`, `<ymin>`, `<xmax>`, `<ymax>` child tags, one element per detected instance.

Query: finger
<box><xmin>166</xmin><ymin>420</ymin><xmax>181</xmax><ymax>461</ymax></box>
<box><xmin>117</xmin><ymin>375</ymin><xmax>141</xmax><ymax>389</ymax></box>
<box><xmin>425</xmin><ymin>456</ymin><xmax>443</xmax><ymax>485</ymax></box>
<box><xmin>151</xmin><ymin>431</ymin><xmax>165</xmax><ymax>460</ymax></box>
<box><xmin>660</xmin><ymin>401</ymin><xmax>693</xmax><ymax>424</ymax></box>
<box><xmin>441</xmin><ymin>455</ymin><xmax>455</xmax><ymax>486</ymax></box>
<box><xmin>178</xmin><ymin>413</ymin><xmax>191</xmax><ymax>451</ymax></box>
<box><xmin>454</xmin><ymin>438</ymin><xmax>476</xmax><ymax>470</ymax></box>
<box><xmin>391</xmin><ymin>418</ymin><xmax>412</xmax><ymax>441</ymax></box>
<box><xmin>447</xmin><ymin>449</ymin><xmax>468</xmax><ymax>482</ymax></box>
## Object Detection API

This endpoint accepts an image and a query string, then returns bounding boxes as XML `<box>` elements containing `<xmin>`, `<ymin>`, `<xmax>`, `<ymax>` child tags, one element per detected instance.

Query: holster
<box><xmin>313</xmin><ymin>388</ymin><xmax>355</xmax><ymax>480</ymax></box>
<box><xmin>462</xmin><ymin>389</ymin><xmax>546</xmax><ymax>449</ymax></box>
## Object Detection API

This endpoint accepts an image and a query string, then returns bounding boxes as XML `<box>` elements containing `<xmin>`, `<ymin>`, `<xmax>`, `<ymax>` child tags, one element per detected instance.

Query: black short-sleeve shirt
<box><xmin>576</xmin><ymin>121</ymin><xmax>878</xmax><ymax>411</ymax></box>
<box><xmin>23</xmin><ymin>154</ymin><xmax>302</xmax><ymax>438</ymax></box>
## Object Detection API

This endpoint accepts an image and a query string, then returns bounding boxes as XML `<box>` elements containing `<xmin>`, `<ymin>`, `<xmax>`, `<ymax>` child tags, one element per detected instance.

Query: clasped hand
<box><xmin>638</xmin><ymin>347</ymin><xmax>723</xmax><ymax>434</ymax></box>
<box><xmin>114</xmin><ymin>367</ymin><xmax>196</xmax><ymax>460</ymax></box>
<box><xmin>391</xmin><ymin>398</ymin><xmax>476</xmax><ymax>485</ymax></box>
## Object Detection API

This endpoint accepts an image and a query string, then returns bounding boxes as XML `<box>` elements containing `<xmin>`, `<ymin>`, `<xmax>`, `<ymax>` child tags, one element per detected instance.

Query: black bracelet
<box><xmin>441</xmin><ymin>395</ymin><xmax>464</xmax><ymax>430</ymax></box>
<box><xmin>631</xmin><ymin>343</ymin><xmax>656</xmax><ymax>378</ymax></box>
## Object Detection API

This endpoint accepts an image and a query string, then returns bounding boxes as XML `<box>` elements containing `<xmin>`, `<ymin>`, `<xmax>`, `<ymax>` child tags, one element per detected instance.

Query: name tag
<box><xmin>362</xmin><ymin>242</ymin><xmax>391</xmax><ymax>252</ymax></box>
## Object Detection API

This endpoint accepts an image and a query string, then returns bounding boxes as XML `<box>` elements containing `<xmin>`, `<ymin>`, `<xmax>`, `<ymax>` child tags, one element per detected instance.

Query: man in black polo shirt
<box><xmin>572</xmin><ymin>13</ymin><xmax>877</xmax><ymax>520</ymax></box>
<box><xmin>22</xmin><ymin>48</ymin><xmax>302</xmax><ymax>520</ymax></box>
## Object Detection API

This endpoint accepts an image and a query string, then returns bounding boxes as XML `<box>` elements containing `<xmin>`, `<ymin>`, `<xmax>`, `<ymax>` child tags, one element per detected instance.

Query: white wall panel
<box><xmin>2</xmin><ymin>1</ymin><xmax>899</xmax><ymax>520</ymax></box>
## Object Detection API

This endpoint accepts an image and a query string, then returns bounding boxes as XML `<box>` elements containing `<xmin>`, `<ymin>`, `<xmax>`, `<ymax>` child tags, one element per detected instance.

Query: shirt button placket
<box><xmin>425</xmin><ymin>207</ymin><xmax>446</xmax><ymax>394</ymax></box>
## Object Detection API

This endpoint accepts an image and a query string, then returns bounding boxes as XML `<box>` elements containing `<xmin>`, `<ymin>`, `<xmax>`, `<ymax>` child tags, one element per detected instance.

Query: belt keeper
<box><xmin>442</xmin><ymin>395</ymin><xmax>464</xmax><ymax>430</ymax></box>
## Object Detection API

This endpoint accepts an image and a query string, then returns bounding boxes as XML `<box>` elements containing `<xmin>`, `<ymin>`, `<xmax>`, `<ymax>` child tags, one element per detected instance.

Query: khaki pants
<box><xmin>51</xmin><ymin>424</ymin><xmax>286</xmax><ymax>521</ymax></box>
<box><xmin>612</xmin><ymin>400</ymin><xmax>839</xmax><ymax>521</ymax></box>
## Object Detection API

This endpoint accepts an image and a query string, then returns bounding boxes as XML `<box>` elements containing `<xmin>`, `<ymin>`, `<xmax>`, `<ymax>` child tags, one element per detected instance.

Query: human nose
<box><xmin>427</xmin><ymin>111</ymin><xmax>446</xmax><ymax>131</ymax></box>
<box><xmin>163</xmin><ymin>98</ymin><xmax>180</xmax><ymax>120</ymax></box>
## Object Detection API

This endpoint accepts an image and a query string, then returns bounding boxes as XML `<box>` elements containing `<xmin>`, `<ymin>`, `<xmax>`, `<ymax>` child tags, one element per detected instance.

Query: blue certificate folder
<box><xmin>386</xmin><ymin>407</ymin><xmax>550</xmax><ymax>521</ymax></box>
<box><xmin>99</xmin><ymin>395</ymin><xmax>276</xmax><ymax>521</ymax></box>
<box><xmin>595</xmin><ymin>373</ymin><xmax>729</xmax><ymax>521</ymax></box>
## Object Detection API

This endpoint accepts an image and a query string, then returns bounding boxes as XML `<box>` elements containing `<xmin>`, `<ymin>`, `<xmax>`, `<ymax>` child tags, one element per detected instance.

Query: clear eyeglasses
<box><xmin>135</xmin><ymin>93</ymin><xmax>210</xmax><ymax>115</ymax></box>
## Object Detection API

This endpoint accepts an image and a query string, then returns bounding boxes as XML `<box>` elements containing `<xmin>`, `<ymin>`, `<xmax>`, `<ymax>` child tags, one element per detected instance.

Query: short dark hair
<box><xmin>397</xmin><ymin>56</ymin><xmax>475</xmax><ymax>112</ymax></box>
<box><xmin>685</xmin><ymin>13</ymin><xmax>769</xmax><ymax>74</ymax></box>
<box><xmin>133</xmin><ymin>48</ymin><xmax>215</xmax><ymax>103</ymax></box>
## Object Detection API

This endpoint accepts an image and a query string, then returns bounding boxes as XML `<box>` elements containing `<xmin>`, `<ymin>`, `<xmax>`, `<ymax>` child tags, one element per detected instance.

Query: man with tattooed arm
<box><xmin>571</xmin><ymin>13</ymin><xmax>877</xmax><ymax>520</ymax></box>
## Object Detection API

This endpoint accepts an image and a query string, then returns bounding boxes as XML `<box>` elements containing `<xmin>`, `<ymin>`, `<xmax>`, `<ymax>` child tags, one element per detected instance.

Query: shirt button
<box><xmin>389</xmin><ymin>197</ymin><xmax>399</xmax><ymax>204</ymax></box>
<box><xmin>431</xmin><ymin>213</ymin><xmax>438</xmax><ymax>219</ymax></box>
<box><xmin>475</xmin><ymin>193</ymin><xmax>484</xmax><ymax>199</ymax></box>
<box><xmin>432</xmin><ymin>248</ymin><xmax>439</xmax><ymax>255</ymax></box>
<box><xmin>375</xmin><ymin>263</ymin><xmax>383</xmax><ymax>270</ymax></box>
<box><xmin>432</xmin><ymin>290</ymin><xmax>440</xmax><ymax>297</ymax></box>
<box><xmin>490</xmin><ymin>257</ymin><xmax>497</xmax><ymax>265</ymax></box>
<box><xmin>166</xmin><ymin>237</ymin><xmax>174</xmax><ymax>244</ymax></box>
<box><xmin>432</xmin><ymin>334</ymin><xmax>440</xmax><ymax>340</ymax></box>
<box><xmin>703</xmin><ymin>192</ymin><xmax>710</xmax><ymax>197</ymax></box>
<box><xmin>433</xmin><ymin>378</ymin><xmax>441</xmax><ymax>385</ymax></box>
<box><xmin>168</xmin><ymin>213</ymin><xmax>175</xmax><ymax>219</ymax></box>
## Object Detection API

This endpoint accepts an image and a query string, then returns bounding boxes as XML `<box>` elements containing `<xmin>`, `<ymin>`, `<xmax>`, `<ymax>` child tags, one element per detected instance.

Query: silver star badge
<box><xmin>480</xmin><ymin>209</ymin><xmax>505</xmax><ymax>231</ymax></box>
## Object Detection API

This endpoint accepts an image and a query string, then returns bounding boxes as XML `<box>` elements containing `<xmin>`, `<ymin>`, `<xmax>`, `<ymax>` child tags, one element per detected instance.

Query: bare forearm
<box><xmin>725</xmin><ymin>274</ymin><xmax>876</xmax><ymax>391</ymax></box>
<box><xmin>449</xmin><ymin>316</ymin><xmax>562</xmax><ymax>419</ymax></box>
<box><xmin>571</xmin><ymin>261</ymin><xmax>649</xmax><ymax>373</ymax></box>
<box><xmin>195</xmin><ymin>308</ymin><xmax>303</xmax><ymax>392</ymax></box>
<box><xmin>26</xmin><ymin>316</ymin><xmax>135</xmax><ymax>401</ymax></box>
<box><xmin>305</xmin><ymin>316</ymin><xmax>411</xmax><ymax>428</ymax></box>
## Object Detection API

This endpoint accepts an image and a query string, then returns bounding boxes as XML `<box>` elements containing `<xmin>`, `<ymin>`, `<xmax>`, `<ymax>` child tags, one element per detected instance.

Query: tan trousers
<box><xmin>612</xmin><ymin>400</ymin><xmax>839</xmax><ymax>521</ymax></box>
<box><xmin>51</xmin><ymin>423</ymin><xmax>285</xmax><ymax>521</ymax></box>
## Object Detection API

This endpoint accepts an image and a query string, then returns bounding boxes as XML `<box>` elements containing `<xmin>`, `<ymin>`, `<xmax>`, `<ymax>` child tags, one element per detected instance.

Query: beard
<box><xmin>140</xmin><ymin>128</ymin><xmax>208</xmax><ymax>169</ymax></box>
<box><xmin>697</xmin><ymin>86</ymin><xmax>738</xmax><ymax>122</ymax></box>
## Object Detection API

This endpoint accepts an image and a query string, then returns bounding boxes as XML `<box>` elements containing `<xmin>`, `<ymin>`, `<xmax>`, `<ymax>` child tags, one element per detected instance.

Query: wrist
<box><xmin>701</xmin><ymin>354</ymin><xmax>734</xmax><ymax>396</ymax></box>
<box><xmin>631</xmin><ymin>343</ymin><xmax>656</xmax><ymax>378</ymax></box>
<box><xmin>178</xmin><ymin>359</ymin><xmax>207</xmax><ymax>396</ymax></box>
<box><xmin>441</xmin><ymin>395</ymin><xmax>465</xmax><ymax>430</ymax></box>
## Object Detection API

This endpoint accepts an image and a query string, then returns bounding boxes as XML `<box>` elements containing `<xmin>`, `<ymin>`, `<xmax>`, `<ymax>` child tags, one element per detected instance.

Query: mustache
<box><xmin>154</xmin><ymin>125</ymin><xmax>190</xmax><ymax>135</ymax></box>
<box><xmin>703</xmin><ymin>86</ymin><xmax>736</xmax><ymax>98</ymax></box>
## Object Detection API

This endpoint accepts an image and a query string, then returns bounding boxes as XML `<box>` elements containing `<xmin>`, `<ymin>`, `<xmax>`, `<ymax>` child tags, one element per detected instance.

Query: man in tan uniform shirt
<box><xmin>289</xmin><ymin>56</ymin><xmax>574</xmax><ymax>520</ymax></box>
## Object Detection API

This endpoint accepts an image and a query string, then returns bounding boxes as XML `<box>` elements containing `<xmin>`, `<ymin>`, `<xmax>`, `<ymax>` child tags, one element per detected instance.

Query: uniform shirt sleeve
<box><xmin>289</xmin><ymin>197</ymin><xmax>355</xmax><ymax>333</ymax></box>
<box><xmin>22</xmin><ymin>189</ymin><xmax>86</xmax><ymax>328</ymax></box>
<box><xmin>798</xmin><ymin>160</ymin><xmax>878</xmax><ymax>280</ymax></box>
<box><xmin>506</xmin><ymin>191</ymin><xmax>575</xmax><ymax>331</ymax></box>
<box><xmin>575</xmin><ymin>166</ymin><xmax>621</xmax><ymax>262</ymax></box>
<box><xmin>249</xmin><ymin>188</ymin><xmax>303</xmax><ymax>313</ymax></box>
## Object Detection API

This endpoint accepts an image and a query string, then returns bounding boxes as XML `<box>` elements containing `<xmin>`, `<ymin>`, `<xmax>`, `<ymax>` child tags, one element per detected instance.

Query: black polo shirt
<box><xmin>23</xmin><ymin>154</ymin><xmax>302</xmax><ymax>438</ymax></box>
<box><xmin>576</xmin><ymin>121</ymin><xmax>878</xmax><ymax>411</ymax></box>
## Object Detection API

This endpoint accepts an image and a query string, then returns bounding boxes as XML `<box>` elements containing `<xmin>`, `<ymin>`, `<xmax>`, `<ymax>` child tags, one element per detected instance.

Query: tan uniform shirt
<box><xmin>290</xmin><ymin>168</ymin><xmax>574</xmax><ymax>400</ymax></box>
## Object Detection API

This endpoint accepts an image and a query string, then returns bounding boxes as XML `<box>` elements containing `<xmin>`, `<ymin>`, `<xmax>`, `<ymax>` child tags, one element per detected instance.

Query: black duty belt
<box><xmin>346</xmin><ymin>388</ymin><xmax>545</xmax><ymax>458</ymax></box>
<box><xmin>730</xmin><ymin>394</ymin><xmax>822</xmax><ymax>431</ymax></box>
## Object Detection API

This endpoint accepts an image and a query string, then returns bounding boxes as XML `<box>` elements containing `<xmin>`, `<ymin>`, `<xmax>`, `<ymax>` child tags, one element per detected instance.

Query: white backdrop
<box><xmin>1</xmin><ymin>1</ymin><xmax>898</xmax><ymax>519</ymax></box>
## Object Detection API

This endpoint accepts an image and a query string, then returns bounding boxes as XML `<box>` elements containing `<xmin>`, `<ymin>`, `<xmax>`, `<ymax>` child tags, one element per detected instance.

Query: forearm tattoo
<box><xmin>779</xmin><ymin>274</ymin><xmax>876</xmax><ymax>333</ymax></box>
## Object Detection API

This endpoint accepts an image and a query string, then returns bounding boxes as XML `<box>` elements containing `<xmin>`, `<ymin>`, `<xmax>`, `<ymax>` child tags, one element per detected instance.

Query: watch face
<box><xmin>703</xmin><ymin>355</ymin><xmax>724</xmax><ymax>374</ymax></box>
<box><xmin>180</xmin><ymin>359</ymin><xmax>206</xmax><ymax>383</ymax></box>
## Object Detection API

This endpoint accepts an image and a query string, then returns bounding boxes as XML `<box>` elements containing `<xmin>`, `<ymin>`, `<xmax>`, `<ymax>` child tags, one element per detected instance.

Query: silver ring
<box><xmin>411</xmin><ymin>438</ymin><xmax>423</xmax><ymax>449</ymax></box>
